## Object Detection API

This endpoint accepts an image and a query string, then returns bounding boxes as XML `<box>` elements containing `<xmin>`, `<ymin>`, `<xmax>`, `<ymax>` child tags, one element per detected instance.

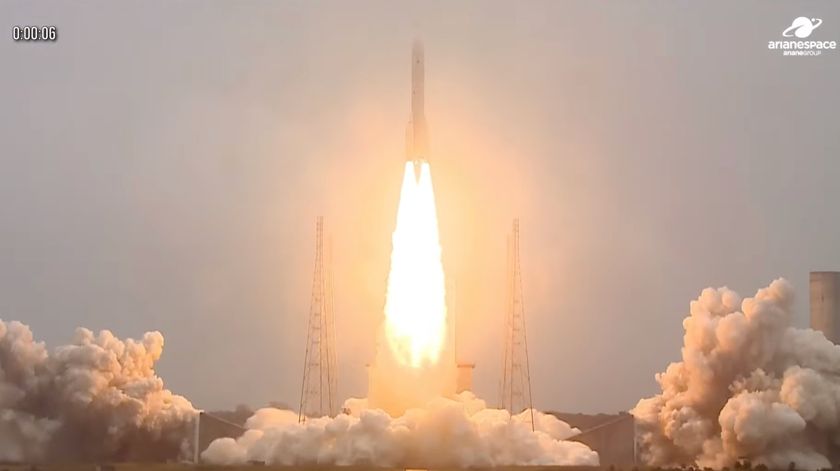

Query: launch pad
<box><xmin>0</xmin><ymin>465</ymin><xmax>624</xmax><ymax>471</ymax></box>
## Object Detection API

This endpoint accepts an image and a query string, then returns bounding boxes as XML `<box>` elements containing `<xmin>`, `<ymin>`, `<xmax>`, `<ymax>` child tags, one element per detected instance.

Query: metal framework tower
<box><xmin>499</xmin><ymin>218</ymin><xmax>535</xmax><ymax>429</ymax></box>
<box><xmin>299</xmin><ymin>216</ymin><xmax>338</xmax><ymax>422</ymax></box>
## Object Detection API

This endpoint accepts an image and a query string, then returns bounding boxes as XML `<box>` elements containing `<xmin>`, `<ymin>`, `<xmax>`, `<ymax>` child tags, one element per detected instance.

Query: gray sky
<box><xmin>2</xmin><ymin>1</ymin><xmax>839</xmax><ymax>413</ymax></box>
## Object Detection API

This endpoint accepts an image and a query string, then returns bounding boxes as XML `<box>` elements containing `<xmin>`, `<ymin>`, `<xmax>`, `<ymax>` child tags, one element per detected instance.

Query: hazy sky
<box><xmin>2</xmin><ymin>1</ymin><xmax>839</xmax><ymax>414</ymax></box>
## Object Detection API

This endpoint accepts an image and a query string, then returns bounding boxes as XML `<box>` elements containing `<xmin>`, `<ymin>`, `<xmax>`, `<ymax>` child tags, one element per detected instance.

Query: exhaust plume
<box><xmin>383</xmin><ymin>161</ymin><xmax>448</xmax><ymax>369</ymax></box>
<box><xmin>369</xmin><ymin>161</ymin><xmax>456</xmax><ymax>416</ymax></box>
<box><xmin>203</xmin><ymin>391</ymin><xmax>598</xmax><ymax>466</ymax></box>
<box><xmin>634</xmin><ymin>278</ymin><xmax>840</xmax><ymax>470</ymax></box>
<box><xmin>0</xmin><ymin>319</ymin><xmax>196</xmax><ymax>462</ymax></box>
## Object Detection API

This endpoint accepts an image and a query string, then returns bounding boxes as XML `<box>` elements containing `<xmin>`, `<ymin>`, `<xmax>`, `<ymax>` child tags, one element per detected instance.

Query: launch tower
<box><xmin>299</xmin><ymin>216</ymin><xmax>338</xmax><ymax>421</ymax></box>
<box><xmin>499</xmin><ymin>219</ymin><xmax>535</xmax><ymax>429</ymax></box>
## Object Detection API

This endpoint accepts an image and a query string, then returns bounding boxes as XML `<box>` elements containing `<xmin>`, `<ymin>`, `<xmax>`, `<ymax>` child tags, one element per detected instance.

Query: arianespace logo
<box><xmin>783</xmin><ymin>17</ymin><xmax>822</xmax><ymax>38</ymax></box>
<box><xmin>769</xmin><ymin>16</ymin><xmax>836</xmax><ymax>56</ymax></box>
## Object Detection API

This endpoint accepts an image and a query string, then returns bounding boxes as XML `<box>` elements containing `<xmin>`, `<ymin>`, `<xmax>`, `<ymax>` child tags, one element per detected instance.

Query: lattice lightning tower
<box><xmin>299</xmin><ymin>216</ymin><xmax>338</xmax><ymax>422</ymax></box>
<box><xmin>499</xmin><ymin>218</ymin><xmax>535</xmax><ymax>430</ymax></box>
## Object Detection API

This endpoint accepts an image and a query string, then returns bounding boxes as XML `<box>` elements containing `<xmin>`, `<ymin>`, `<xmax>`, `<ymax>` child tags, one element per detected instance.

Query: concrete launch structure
<box><xmin>456</xmin><ymin>362</ymin><xmax>475</xmax><ymax>393</ymax></box>
<box><xmin>192</xmin><ymin>411</ymin><xmax>246</xmax><ymax>463</ymax></box>
<box><xmin>810</xmin><ymin>271</ymin><xmax>840</xmax><ymax>343</ymax></box>
<box><xmin>556</xmin><ymin>412</ymin><xmax>637</xmax><ymax>467</ymax></box>
<box><xmin>405</xmin><ymin>40</ymin><xmax>429</xmax><ymax>163</ymax></box>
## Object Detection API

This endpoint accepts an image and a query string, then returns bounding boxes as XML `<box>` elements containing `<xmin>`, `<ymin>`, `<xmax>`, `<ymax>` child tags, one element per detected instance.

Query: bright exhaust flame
<box><xmin>384</xmin><ymin>161</ymin><xmax>447</xmax><ymax>368</ymax></box>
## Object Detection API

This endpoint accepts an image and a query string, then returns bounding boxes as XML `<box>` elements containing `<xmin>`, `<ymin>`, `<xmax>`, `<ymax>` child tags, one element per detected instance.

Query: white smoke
<box><xmin>203</xmin><ymin>391</ymin><xmax>598</xmax><ymax>467</ymax></box>
<box><xmin>634</xmin><ymin>278</ymin><xmax>840</xmax><ymax>470</ymax></box>
<box><xmin>0</xmin><ymin>319</ymin><xmax>196</xmax><ymax>462</ymax></box>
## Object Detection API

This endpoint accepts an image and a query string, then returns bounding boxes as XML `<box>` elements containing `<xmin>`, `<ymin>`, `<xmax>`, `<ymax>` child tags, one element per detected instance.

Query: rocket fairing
<box><xmin>406</xmin><ymin>40</ymin><xmax>429</xmax><ymax>163</ymax></box>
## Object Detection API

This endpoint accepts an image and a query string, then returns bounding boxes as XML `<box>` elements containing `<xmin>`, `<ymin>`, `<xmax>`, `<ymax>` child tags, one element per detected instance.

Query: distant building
<box><xmin>551</xmin><ymin>411</ymin><xmax>636</xmax><ymax>467</ymax></box>
<box><xmin>810</xmin><ymin>271</ymin><xmax>840</xmax><ymax>343</ymax></box>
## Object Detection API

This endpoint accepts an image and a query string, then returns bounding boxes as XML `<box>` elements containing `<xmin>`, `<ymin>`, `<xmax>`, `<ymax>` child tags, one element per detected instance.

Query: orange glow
<box><xmin>383</xmin><ymin>161</ymin><xmax>448</xmax><ymax>368</ymax></box>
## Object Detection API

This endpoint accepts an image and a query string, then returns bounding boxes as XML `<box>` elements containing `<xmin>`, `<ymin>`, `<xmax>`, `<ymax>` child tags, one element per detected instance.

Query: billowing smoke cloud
<box><xmin>634</xmin><ymin>278</ymin><xmax>840</xmax><ymax>470</ymax></box>
<box><xmin>203</xmin><ymin>391</ymin><xmax>598</xmax><ymax>467</ymax></box>
<box><xmin>0</xmin><ymin>319</ymin><xmax>196</xmax><ymax>462</ymax></box>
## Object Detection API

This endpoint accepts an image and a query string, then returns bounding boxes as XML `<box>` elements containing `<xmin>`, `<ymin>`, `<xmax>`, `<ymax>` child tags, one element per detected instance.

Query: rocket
<box><xmin>406</xmin><ymin>40</ymin><xmax>429</xmax><ymax>163</ymax></box>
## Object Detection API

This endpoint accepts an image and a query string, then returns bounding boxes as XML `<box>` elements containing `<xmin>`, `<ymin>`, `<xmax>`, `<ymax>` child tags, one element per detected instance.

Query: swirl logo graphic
<box><xmin>783</xmin><ymin>17</ymin><xmax>823</xmax><ymax>38</ymax></box>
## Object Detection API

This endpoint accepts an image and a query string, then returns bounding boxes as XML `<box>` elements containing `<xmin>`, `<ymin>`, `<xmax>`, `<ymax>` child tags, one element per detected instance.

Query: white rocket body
<box><xmin>406</xmin><ymin>41</ymin><xmax>429</xmax><ymax>162</ymax></box>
